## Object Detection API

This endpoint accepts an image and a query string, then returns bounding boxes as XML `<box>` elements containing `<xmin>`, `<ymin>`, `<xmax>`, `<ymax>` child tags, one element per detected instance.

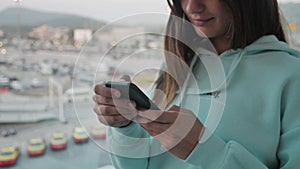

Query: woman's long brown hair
<box><xmin>153</xmin><ymin>0</ymin><xmax>287</xmax><ymax>109</ymax></box>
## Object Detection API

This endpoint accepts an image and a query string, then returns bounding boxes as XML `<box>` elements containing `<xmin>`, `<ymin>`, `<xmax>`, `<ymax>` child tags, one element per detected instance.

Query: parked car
<box><xmin>91</xmin><ymin>124</ymin><xmax>106</xmax><ymax>139</ymax></box>
<box><xmin>0</xmin><ymin>75</ymin><xmax>10</xmax><ymax>88</ymax></box>
<box><xmin>72</xmin><ymin>127</ymin><xmax>89</xmax><ymax>143</ymax></box>
<box><xmin>31</xmin><ymin>78</ymin><xmax>43</xmax><ymax>88</ymax></box>
<box><xmin>1</xmin><ymin>130</ymin><xmax>9</xmax><ymax>137</ymax></box>
<box><xmin>50</xmin><ymin>132</ymin><xmax>67</xmax><ymax>150</ymax></box>
<box><xmin>8</xmin><ymin>128</ymin><xmax>17</xmax><ymax>135</ymax></box>
<box><xmin>10</xmin><ymin>81</ymin><xmax>22</xmax><ymax>90</ymax></box>
<box><xmin>27</xmin><ymin>138</ymin><xmax>46</xmax><ymax>156</ymax></box>
<box><xmin>0</xmin><ymin>146</ymin><xmax>20</xmax><ymax>167</ymax></box>
<box><xmin>1</xmin><ymin>128</ymin><xmax>17</xmax><ymax>137</ymax></box>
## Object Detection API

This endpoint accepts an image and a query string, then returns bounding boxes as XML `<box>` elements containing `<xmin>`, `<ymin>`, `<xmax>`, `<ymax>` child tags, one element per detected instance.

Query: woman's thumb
<box><xmin>120</xmin><ymin>74</ymin><xmax>131</xmax><ymax>82</ymax></box>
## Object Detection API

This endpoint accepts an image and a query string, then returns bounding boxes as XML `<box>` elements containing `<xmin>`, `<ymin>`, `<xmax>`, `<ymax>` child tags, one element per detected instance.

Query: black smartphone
<box><xmin>105</xmin><ymin>81</ymin><xmax>160</xmax><ymax>110</ymax></box>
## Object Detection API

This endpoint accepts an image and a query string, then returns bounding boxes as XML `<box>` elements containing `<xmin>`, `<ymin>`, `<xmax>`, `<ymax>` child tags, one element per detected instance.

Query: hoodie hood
<box><xmin>221</xmin><ymin>35</ymin><xmax>300</xmax><ymax>58</ymax></box>
<box><xmin>182</xmin><ymin>35</ymin><xmax>300</xmax><ymax>96</ymax></box>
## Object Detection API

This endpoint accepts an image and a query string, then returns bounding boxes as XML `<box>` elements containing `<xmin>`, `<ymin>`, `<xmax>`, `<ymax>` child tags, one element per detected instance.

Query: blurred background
<box><xmin>0</xmin><ymin>0</ymin><xmax>299</xmax><ymax>168</ymax></box>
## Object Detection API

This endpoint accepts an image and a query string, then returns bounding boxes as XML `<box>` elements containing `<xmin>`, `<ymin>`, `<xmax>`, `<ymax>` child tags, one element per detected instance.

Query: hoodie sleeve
<box><xmin>108</xmin><ymin>122</ymin><xmax>150</xmax><ymax>169</ymax></box>
<box><xmin>185</xmin><ymin>72</ymin><xmax>300</xmax><ymax>169</ymax></box>
<box><xmin>277</xmin><ymin>73</ymin><xmax>300</xmax><ymax>169</ymax></box>
<box><xmin>184</xmin><ymin>129</ymin><xmax>268</xmax><ymax>169</ymax></box>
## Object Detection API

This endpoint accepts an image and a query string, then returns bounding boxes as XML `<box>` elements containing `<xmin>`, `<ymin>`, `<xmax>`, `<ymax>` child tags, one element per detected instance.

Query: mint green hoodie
<box><xmin>107</xmin><ymin>35</ymin><xmax>300</xmax><ymax>169</ymax></box>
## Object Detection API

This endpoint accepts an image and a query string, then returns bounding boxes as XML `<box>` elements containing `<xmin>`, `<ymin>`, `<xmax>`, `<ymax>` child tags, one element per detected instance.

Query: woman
<box><xmin>93</xmin><ymin>0</ymin><xmax>300</xmax><ymax>168</ymax></box>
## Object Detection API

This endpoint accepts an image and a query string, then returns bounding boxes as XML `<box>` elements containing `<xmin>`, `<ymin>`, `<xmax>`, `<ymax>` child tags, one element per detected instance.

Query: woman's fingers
<box><xmin>139</xmin><ymin>121</ymin><xmax>171</xmax><ymax>134</ymax></box>
<box><xmin>137</xmin><ymin>110</ymin><xmax>178</xmax><ymax>124</ymax></box>
<box><xmin>136</xmin><ymin>105</ymin><xmax>198</xmax><ymax>139</ymax></box>
<box><xmin>94</xmin><ymin>83</ymin><xmax>121</xmax><ymax>98</ymax></box>
<box><xmin>94</xmin><ymin>104</ymin><xmax>137</xmax><ymax>117</ymax></box>
<box><xmin>98</xmin><ymin>114</ymin><xmax>131</xmax><ymax>127</ymax></box>
<box><xmin>137</xmin><ymin>105</ymin><xmax>192</xmax><ymax>124</ymax></box>
<box><xmin>93</xmin><ymin>94</ymin><xmax>136</xmax><ymax>110</ymax></box>
<box><xmin>94</xmin><ymin>104</ymin><xmax>135</xmax><ymax>127</ymax></box>
<box><xmin>93</xmin><ymin>80</ymin><xmax>137</xmax><ymax>128</ymax></box>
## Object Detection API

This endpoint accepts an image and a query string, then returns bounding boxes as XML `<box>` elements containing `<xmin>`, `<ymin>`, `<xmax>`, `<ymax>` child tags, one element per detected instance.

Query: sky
<box><xmin>0</xmin><ymin>0</ymin><xmax>169</xmax><ymax>22</ymax></box>
<box><xmin>0</xmin><ymin>0</ymin><xmax>299</xmax><ymax>22</ymax></box>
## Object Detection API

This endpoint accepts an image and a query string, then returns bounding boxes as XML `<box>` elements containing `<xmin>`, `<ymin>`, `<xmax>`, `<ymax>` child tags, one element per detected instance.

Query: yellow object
<box><xmin>91</xmin><ymin>124</ymin><xmax>106</xmax><ymax>139</ymax></box>
<box><xmin>0</xmin><ymin>146</ymin><xmax>20</xmax><ymax>166</ymax></box>
<box><xmin>27</xmin><ymin>138</ymin><xmax>46</xmax><ymax>156</ymax></box>
<box><xmin>50</xmin><ymin>132</ymin><xmax>68</xmax><ymax>150</ymax></box>
<box><xmin>289</xmin><ymin>22</ymin><xmax>296</xmax><ymax>30</ymax></box>
<box><xmin>72</xmin><ymin>127</ymin><xmax>89</xmax><ymax>143</ymax></box>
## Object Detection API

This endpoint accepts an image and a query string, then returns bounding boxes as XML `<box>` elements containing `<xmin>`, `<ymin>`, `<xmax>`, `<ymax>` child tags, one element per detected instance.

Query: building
<box><xmin>95</xmin><ymin>27</ymin><xmax>146</xmax><ymax>53</ymax></box>
<box><xmin>73</xmin><ymin>29</ymin><xmax>92</xmax><ymax>47</ymax></box>
<box><xmin>29</xmin><ymin>24</ymin><xmax>69</xmax><ymax>41</ymax></box>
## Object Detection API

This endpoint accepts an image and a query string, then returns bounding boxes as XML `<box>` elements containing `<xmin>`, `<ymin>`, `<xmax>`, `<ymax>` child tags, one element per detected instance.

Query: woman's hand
<box><xmin>93</xmin><ymin>83</ymin><xmax>137</xmax><ymax>128</ymax></box>
<box><xmin>136</xmin><ymin>105</ymin><xmax>204</xmax><ymax>160</ymax></box>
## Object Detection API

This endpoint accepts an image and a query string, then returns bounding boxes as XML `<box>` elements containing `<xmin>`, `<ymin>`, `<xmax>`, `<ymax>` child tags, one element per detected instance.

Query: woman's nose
<box><xmin>183</xmin><ymin>0</ymin><xmax>205</xmax><ymax>14</ymax></box>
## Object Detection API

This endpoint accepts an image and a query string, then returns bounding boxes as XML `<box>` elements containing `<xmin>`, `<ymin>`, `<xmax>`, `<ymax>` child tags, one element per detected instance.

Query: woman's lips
<box><xmin>190</xmin><ymin>17</ymin><xmax>214</xmax><ymax>26</ymax></box>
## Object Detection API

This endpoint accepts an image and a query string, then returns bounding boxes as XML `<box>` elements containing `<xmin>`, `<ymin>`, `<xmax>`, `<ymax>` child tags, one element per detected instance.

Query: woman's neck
<box><xmin>210</xmin><ymin>36</ymin><xmax>232</xmax><ymax>55</ymax></box>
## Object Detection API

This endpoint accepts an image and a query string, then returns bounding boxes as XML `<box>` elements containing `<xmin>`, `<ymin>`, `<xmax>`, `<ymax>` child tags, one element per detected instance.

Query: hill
<box><xmin>0</xmin><ymin>7</ymin><xmax>106</xmax><ymax>33</ymax></box>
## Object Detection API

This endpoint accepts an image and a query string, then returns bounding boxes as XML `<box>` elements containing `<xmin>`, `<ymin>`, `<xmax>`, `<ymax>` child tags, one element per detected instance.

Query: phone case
<box><xmin>105</xmin><ymin>81</ymin><xmax>160</xmax><ymax>110</ymax></box>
